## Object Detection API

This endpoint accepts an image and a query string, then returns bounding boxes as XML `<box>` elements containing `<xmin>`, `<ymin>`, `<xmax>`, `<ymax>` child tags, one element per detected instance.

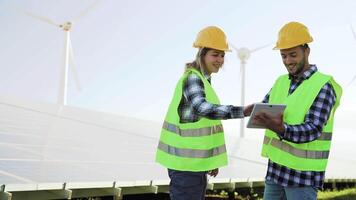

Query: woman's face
<box><xmin>203</xmin><ymin>49</ymin><xmax>225</xmax><ymax>75</ymax></box>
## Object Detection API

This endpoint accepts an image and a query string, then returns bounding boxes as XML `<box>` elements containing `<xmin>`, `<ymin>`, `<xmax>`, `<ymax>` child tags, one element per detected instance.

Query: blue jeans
<box><xmin>263</xmin><ymin>179</ymin><xmax>318</xmax><ymax>200</ymax></box>
<box><xmin>168</xmin><ymin>169</ymin><xmax>207</xmax><ymax>200</ymax></box>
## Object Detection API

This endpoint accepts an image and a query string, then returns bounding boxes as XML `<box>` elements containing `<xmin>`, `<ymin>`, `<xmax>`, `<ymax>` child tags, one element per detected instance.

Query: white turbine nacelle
<box><xmin>237</xmin><ymin>47</ymin><xmax>251</xmax><ymax>62</ymax></box>
<box><xmin>60</xmin><ymin>22</ymin><xmax>72</xmax><ymax>31</ymax></box>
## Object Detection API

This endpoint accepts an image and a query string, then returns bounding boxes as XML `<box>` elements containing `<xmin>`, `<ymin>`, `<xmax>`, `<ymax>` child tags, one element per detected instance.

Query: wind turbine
<box><xmin>348</xmin><ymin>24</ymin><xmax>356</xmax><ymax>87</ymax></box>
<box><xmin>230</xmin><ymin>43</ymin><xmax>271</xmax><ymax>137</ymax></box>
<box><xmin>16</xmin><ymin>0</ymin><xmax>101</xmax><ymax>106</ymax></box>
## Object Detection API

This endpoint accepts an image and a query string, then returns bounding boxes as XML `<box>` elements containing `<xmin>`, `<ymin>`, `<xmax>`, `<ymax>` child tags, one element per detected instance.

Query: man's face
<box><xmin>280</xmin><ymin>46</ymin><xmax>309</xmax><ymax>77</ymax></box>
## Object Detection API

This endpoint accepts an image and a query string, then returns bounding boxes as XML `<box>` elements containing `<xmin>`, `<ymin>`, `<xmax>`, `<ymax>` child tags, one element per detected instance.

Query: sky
<box><xmin>0</xmin><ymin>0</ymin><xmax>356</xmax><ymax>137</ymax></box>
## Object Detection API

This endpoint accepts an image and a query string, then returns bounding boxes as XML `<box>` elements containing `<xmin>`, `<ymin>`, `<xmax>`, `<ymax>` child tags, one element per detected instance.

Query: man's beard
<box><xmin>293</xmin><ymin>59</ymin><xmax>305</xmax><ymax>76</ymax></box>
<box><xmin>287</xmin><ymin>55</ymin><xmax>306</xmax><ymax>78</ymax></box>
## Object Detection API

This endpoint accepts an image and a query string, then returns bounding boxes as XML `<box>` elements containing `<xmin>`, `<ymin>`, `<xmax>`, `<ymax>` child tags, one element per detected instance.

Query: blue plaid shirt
<box><xmin>262</xmin><ymin>65</ymin><xmax>336</xmax><ymax>189</ymax></box>
<box><xmin>178</xmin><ymin>70</ymin><xmax>244</xmax><ymax>123</ymax></box>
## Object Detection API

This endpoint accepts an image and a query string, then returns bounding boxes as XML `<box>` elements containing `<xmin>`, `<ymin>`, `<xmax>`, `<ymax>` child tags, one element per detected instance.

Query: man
<box><xmin>251</xmin><ymin>22</ymin><xmax>342</xmax><ymax>200</ymax></box>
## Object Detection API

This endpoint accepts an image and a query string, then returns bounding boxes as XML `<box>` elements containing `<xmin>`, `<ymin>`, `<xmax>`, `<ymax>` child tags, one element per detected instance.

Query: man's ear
<box><xmin>305</xmin><ymin>47</ymin><xmax>310</xmax><ymax>57</ymax></box>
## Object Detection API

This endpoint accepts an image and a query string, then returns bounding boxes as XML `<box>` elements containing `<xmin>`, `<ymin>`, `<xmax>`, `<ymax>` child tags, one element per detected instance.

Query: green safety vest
<box><xmin>262</xmin><ymin>71</ymin><xmax>342</xmax><ymax>171</ymax></box>
<box><xmin>156</xmin><ymin>68</ymin><xmax>228</xmax><ymax>171</ymax></box>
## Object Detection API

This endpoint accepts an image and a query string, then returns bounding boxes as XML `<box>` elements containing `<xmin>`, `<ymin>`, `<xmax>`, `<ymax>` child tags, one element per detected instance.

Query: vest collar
<box><xmin>289</xmin><ymin>64</ymin><xmax>317</xmax><ymax>82</ymax></box>
<box><xmin>194</xmin><ymin>69</ymin><xmax>211</xmax><ymax>83</ymax></box>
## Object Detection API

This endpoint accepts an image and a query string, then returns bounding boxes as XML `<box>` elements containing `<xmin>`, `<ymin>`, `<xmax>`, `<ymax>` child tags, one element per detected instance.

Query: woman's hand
<box><xmin>208</xmin><ymin>168</ymin><xmax>219</xmax><ymax>177</ymax></box>
<box><xmin>243</xmin><ymin>104</ymin><xmax>255</xmax><ymax>117</ymax></box>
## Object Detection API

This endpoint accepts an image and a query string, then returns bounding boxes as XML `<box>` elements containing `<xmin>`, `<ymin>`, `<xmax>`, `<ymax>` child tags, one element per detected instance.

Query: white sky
<box><xmin>1</xmin><ymin>0</ymin><xmax>355</xmax><ymax>135</ymax></box>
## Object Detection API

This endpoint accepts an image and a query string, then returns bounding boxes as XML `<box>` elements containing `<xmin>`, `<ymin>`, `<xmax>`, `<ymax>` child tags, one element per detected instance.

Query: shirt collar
<box><xmin>288</xmin><ymin>65</ymin><xmax>317</xmax><ymax>82</ymax></box>
<box><xmin>203</xmin><ymin>71</ymin><xmax>211</xmax><ymax>83</ymax></box>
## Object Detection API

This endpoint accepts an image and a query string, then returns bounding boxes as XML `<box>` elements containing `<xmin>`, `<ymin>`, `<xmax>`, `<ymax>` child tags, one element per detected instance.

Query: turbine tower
<box><xmin>230</xmin><ymin>43</ymin><xmax>271</xmax><ymax>137</ymax></box>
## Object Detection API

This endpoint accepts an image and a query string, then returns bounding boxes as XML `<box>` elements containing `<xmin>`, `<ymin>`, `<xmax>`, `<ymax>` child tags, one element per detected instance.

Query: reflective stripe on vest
<box><xmin>317</xmin><ymin>132</ymin><xmax>332</xmax><ymax>140</ymax></box>
<box><xmin>162</xmin><ymin>121</ymin><xmax>223</xmax><ymax>137</ymax></box>
<box><xmin>263</xmin><ymin>136</ymin><xmax>329</xmax><ymax>159</ymax></box>
<box><xmin>158</xmin><ymin>141</ymin><xmax>226</xmax><ymax>158</ymax></box>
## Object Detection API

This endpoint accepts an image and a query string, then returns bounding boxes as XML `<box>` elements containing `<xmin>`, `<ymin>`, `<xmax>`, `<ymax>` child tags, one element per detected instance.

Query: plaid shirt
<box><xmin>178</xmin><ymin>71</ymin><xmax>244</xmax><ymax>123</ymax></box>
<box><xmin>262</xmin><ymin>65</ymin><xmax>336</xmax><ymax>189</ymax></box>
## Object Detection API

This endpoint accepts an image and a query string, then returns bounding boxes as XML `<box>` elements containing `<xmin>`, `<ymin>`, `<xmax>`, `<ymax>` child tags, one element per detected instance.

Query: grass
<box><xmin>318</xmin><ymin>188</ymin><xmax>356</xmax><ymax>200</ymax></box>
<box><xmin>204</xmin><ymin>188</ymin><xmax>356</xmax><ymax>200</ymax></box>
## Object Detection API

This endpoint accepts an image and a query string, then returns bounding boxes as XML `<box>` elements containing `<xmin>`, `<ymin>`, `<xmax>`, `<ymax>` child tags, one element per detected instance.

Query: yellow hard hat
<box><xmin>193</xmin><ymin>26</ymin><xmax>231</xmax><ymax>51</ymax></box>
<box><xmin>273</xmin><ymin>22</ymin><xmax>313</xmax><ymax>50</ymax></box>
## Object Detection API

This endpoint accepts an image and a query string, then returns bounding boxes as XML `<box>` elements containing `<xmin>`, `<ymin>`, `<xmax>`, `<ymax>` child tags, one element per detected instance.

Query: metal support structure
<box><xmin>0</xmin><ymin>178</ymin><xmax>355</xmax><ymax>199</ymax></box>
<box><xmin>68</xmin><ymin>182</ymin><xmax>121</xmax><ymax>199</ymax></box>
<box><xmin>0</xmin><ymin>185</ymin><xmax>11</xmax><ymax>200</ymax></box>
<box><xmin>208</xmin><ymin>179</ymin><xmax>236</xmax><ymax>192</ymax></box>
<box><xmin>117</xmin><ymin>180</ymin><xmax>158</xmax><ymax>196</ymax></box>
<box><xmin>11</xmin><ymin>189</ymin><xmax>72</xmax><ymax>200</ymax></box>
<box><xmin>152</xmin><ymin>180</ymin><xmax>169</xmax><ymax>193</ymax></box>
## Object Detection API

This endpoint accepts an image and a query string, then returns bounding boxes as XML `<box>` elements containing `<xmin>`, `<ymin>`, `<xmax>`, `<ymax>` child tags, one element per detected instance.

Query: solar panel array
<box><xmin>1</xmin><ymin>96</ymin><xmax>355</xmax><ymax>185</ymax></box>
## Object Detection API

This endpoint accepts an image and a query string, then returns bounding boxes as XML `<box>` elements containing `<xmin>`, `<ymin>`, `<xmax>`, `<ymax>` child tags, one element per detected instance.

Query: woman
<box><xmin>156</xmin><ymin>26</ymin><xmax>250</xmax><ymax>200</ymax></box>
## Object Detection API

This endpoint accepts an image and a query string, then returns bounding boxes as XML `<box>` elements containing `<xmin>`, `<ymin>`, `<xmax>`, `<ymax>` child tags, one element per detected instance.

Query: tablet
<box><xmin>246</xmin><ymin>103</ymin><xmax>286</xmax><ymax>129</ymax></box>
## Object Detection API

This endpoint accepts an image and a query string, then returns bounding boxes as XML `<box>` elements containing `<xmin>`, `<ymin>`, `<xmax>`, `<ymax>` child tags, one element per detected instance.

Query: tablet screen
<box><xmin>246</xmin><ymin>103</ymin><xmax>286</xmax><ymax>129</ymax></box>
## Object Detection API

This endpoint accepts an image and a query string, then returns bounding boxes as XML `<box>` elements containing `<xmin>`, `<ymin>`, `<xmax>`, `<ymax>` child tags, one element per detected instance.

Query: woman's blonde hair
<box><xmin>185</xmin><ymin>48</ymin><xmax>211</xmax><ymax>74</ymax></box>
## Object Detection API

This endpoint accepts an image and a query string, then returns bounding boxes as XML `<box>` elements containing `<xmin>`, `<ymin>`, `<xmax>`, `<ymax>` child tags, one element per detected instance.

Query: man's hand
<box><xmin>253</xmin><ymin>112</ymin><xmax>285</xmax><ymax>134</ymax></box>
<box><xmin>208</xmin><ymin>168</ymin><xmax>219</xmax><ymax>177</ymax></box>
<box><xmin>243</xmin><ymin>104</ymin><xmax>254</xmax><ymax>117</ymax></box>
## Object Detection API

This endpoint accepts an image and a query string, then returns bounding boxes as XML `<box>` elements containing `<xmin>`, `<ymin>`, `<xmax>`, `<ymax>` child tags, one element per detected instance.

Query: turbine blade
<box><xmin>347</xmin><ymin>74</ymin><xmax>356</xmax><ymax>87</ymax></box>
<box><xmin>71</xmin><ymin>0</ymin><xmax>102</xmax><ymax>22</ymax></box>
<box><xmin>350</xmin><ymin>24</ymin><xmax>356</xmax><ymax>41</ymax></box>
<box><xmin>68</xmin><ymin>34</ymin><xmax>82</xmax><ymax>91</ymax></box>
<box><xmin>21</xmin><ymin>9</ymin><xmax>59</xmax><ymax>27</ymax></box>
<box><xmin>250</xmin><ymin>43</ymin><xmax>273</xmax><ymax>53</ymax></box>
<box><xmin>229</xmin><ymin>43</ymin><xmax>239</xmax><ymax>51</ymax></box>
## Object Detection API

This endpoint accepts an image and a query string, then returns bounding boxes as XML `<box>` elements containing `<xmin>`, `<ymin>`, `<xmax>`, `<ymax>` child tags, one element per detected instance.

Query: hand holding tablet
<box><xmin>247</xmin><ymin>103</ymin><xmax>286</xmax><ymax>129</ymax></box>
